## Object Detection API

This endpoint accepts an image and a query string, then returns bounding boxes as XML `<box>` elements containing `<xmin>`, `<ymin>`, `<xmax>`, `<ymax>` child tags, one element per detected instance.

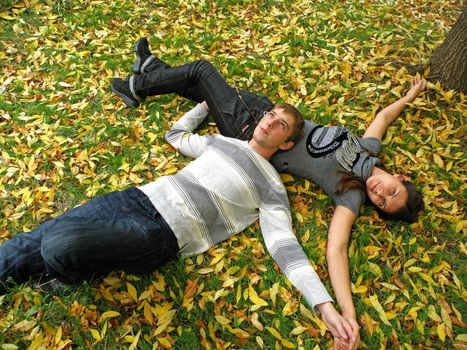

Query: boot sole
<box><xmin>111</xmin><ymin>85</ymin><xmax>139</xmax><ymax>107</ymax></box>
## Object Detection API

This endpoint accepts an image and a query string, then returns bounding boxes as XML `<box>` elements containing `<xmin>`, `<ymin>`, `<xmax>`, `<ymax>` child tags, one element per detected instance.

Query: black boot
<box><xmin>111</xmin><ymin>76</ymin><xmax>142</xmax><ymax>107</ymax></box>
<box><xmin>133</xmin><ymin>37</ymin><xmax>171</xmax><ymax>74</ymax></box>
<box><xmin>133</xmin><ymin>37</ymin><xmax>153</xmax><ymax>74</ymax></box>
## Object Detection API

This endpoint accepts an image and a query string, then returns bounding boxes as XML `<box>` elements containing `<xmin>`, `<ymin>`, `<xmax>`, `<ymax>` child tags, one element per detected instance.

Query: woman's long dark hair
<box><xmin>335</xmin><ymin>173</ymin><xmax>424</xmax><ymax>223</ymax></box>
<box><xmin>335</xmin><ymin>172</ymin><xmax>366</xmax><ymax>196</ymax></box>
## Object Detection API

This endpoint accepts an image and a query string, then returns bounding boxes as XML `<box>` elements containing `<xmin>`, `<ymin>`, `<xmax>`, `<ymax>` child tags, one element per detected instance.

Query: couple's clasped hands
<box><xmin>318</xmin><ymin>302</ymin><xmax>360</xmax><ymax>350</ymax></box>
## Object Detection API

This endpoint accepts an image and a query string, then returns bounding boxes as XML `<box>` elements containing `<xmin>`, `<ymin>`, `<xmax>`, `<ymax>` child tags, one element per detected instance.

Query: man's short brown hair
<box><xmin>272</xmin><ymin>103</ymin><xmax>305</xmax><ymax>143</ymax></box>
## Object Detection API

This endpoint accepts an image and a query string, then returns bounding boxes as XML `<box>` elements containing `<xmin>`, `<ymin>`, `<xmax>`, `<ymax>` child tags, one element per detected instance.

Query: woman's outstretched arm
<box><xmin>327</xmin><ymin>205</ymin><xmax>360</xmax><ymax>350</ymax></box>
<box><xmin>363</xmin><ymin>77</ymin><xmax>426</xmax><ymax>140</ymax></box>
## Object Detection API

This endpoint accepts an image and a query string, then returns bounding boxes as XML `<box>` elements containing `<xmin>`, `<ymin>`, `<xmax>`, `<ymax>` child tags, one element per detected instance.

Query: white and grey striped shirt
<box><xmin>140</xmin><ymin>103</ymin><xmax>332</xmax><ymax>309</ymax></box>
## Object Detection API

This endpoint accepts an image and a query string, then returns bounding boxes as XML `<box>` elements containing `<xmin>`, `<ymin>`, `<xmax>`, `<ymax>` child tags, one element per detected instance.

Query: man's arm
<box><xmin>363</xmin><ymin>77</ymin><xmax>426</xmax><ymax>140</ymax></box>
<box><xmin>165</xmin><ymin>102</ymin><xmax>210</xmax><ymax>158</ymax></box>
<box><xmin>259</xmin><ymin>208</ymin><xmax>355</xmax><ymax>347</ymax></box>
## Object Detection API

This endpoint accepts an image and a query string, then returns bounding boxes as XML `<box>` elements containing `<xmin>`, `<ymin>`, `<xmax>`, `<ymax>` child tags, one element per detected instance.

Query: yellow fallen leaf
<box><xmin>210</xmin><ymin>252</ymin><xmax>226</xmax><ymax>266</ymax></box>
<box><xmin>446</xmin><ymin>160</ymin><xmax>453</xmax><ymax>172</ymax></box>
<box><xmin>58</xmin><ymin>81</ymin><xmax>73</xmax><ymax>88</ymax></box>
<box><xmin>144</xmin><ymin>302</ymin><xmax>153</xmax><ymax>325</ymax></box>
<box><xmin>183</xmin><ymin>278</ymin><xmax>199</xmax><ymax>304</ymax></box>
<box><xmin>214</xmin><ymin>288</ymin><xmax>227</xmax><ymax>301</ymax></box>
<box><xmin>198</xmin><ymin>267</ymin><xmax>214</xmax><ymax>274</ymax></box>
<box><xmin>427</xmin><ymin>305</ymin><xmax>442</xmax><ymax>322</ymax></box>
<box><xmin>280</xmin><ymin>173</ymin><xmax>295</xmax><ymax>183</ymax></box>
<box><xmin>368</xmin><ymin>262</ymin><xmax>382</xmax><ymax>277</ymax></box>
<box><xmin>408</xmin><ymin>266</ymin><xmax>423</xmax><ymax>273</ymax></box>
<box><xmin>437</xmin><ymin>323</ymin><xmax>446</xmax><ymax>342</ymax></box>
<box><xmin>439</xmin><ymin>300</ymin><xmax>453</xmax><ymax>332</ymax></box>
<box><xmin>215</xmin><ymin>315</ymin><xmax>232</xmax><ymax>326</ymax></box>
<box><xmin>11</xmin><ymin>319</ymin><xmax>35</xmax><ymax>332</ymax></box>
<box><xmin>278</xmin><ymin>85</ymin><xmax>288</xmax><ymax>100</ymax></box>
<box><xmin>26</xmin><ymin>332</ymin><xmax>44</xmax><ymax>350</ymax></box>
<box><xmin>403</xmin><ymin>258</ymin><xmax>418</xmax><ymax>268</ymax></box>
<box><xmin>266</xmin><ymin>326</ymin><xmax>283</xmax><ymax>340</ymax></box>
<box><xmin>128</xmin><ymin>330</ymin><xmax>141</xmax><ymax>350</ymax></box>
<box><xmin>281</xmin><ymin>338</ymin><xmax>296</xmax><ymax>349</ymax></box>
<box><xmin>249</xmin><ymin>285</ymin><xmax>268</xmax><ymax>307</ymax></box>
<box><xmin>250</xmin><ymin>312</ymin><xmax>263</xmax><ymax>331</ymax></box>
<box><xmin>256</xmin><ymin>336</ymin><xmax>264</xmax><ymax>348</ymax></box>
<box><xmin>214</xmin><ymin>260</ymin><xmax>224</xmax><ymax>273</ymax></box>
<box><xmin>419</xmin><ymin>272</ymin><xmax>436</xmax><ymax>286</ymax></box>
<box><xmin>101</xmin><ymin>311</ymin><xmax>120</xmax><ymax>320</ymax></box>
<box><xmin>3</xmin><ymin>344</ymin><xmax>19</xmax><ymax>350</ymax></box>
<box><xmin>368</xmin><ymin>294</ymin><xmax>391</xmax><ymax>326</ymax></box>
<box><xmin>157</xmin><ymin>337</ymin><xmax>172</xmax><ymax>347</ymax></box>
<box><xmin>228</xmin><ymin>326</ymin><xmax>250</xmax><ymax>338</ymax></box>
<box><xmin>101</xmin><ymin>321</ymin><xmax>108</xmax><ymax>339</ymax></box>
<box><xmin>55</xmin><ymin>325</ymin><xmax>62</xmax><ymax>345</ymax></box>
<box><xmin>433</xmin><ymin>153</ymin><xmax>444</xmax><ymax>168</ymax></box>
<box><xmin>341</xmin><ymin>61</ymin><xmax>352</xmax><ymax>80</ymax></box>
<box><xmin>353</xmin><ymin>285</ymin><xmax>368</xmax><ymax>294</ymax></box>
<box><xmin>222</xmin><ymin>277</ymin><xmax>236</xmax><ymax>288</ymax></box>
<box><xmin>153</xmin><ymin>322</ymin><xmax>170</xmax><ymax>336</ymax></box>
<box><xmin>100</xmin><ymin>288</ymin><xmax>114</xmax><ymax>302</ymax></box>
<box><xmin>90</xmin><ymin>329</ymin><xmax>101</xmax><ymax>342</ymax></box>
<box><xmin>126</xmin><ymin>282</ymin><xmax>138</xmax><ymax>301</ymax></box>
<box><xmin>282</xmin><ymin>300</ymin><xmax>298</xmax><ymax>316</ymax></box>
<box><xmin>152</xmin><ymin>273</ymin><xmax>166</xmax><ymax>292</ymax></box>
<box><xmin>138</xmin><ymin>289</ymin><xmax>152</xmax><ymax>301</ymax></box>
<box><xmin>0</xmin><ymin>12</ymin><xmax>16</xmax><ymax>20</ymax></box>
<box><xmin>290</xmin><ymin>326</ymin><xmax>308</xmax><ymax>335</ymax></box>
<box><xmin>103</xmin><ymin>276</ymin><xmax>121</xmax><ymax>286</ymax></box>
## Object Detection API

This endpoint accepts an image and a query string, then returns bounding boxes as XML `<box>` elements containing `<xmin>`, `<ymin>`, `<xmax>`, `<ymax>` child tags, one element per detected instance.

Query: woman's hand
<box><xmin>332</xmin><ymin>316</ymin><xmax>360</xmax><ymax>350</ymax></box>
<box><xmin>341</xmin><ymin>316</ymin><xmax>360</xmax><ymax>349</ymax></box>
<box><xmin>406</xmin><ymin>76</ymin><xmax>426</xmax><ymax>100</ymax></box>
<box><xmin>363</xmin><ymin>76</ymin><xmax>427</xmax><ymax>140</ymax></box>
<box><xmin>317</xmin><ymin>302</ymin><xmax>357</xmax><ymax>350</ymax></box>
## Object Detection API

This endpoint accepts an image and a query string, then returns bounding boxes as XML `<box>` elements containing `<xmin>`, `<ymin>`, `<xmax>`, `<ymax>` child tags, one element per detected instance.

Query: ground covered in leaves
<box><xmin>0</xmin><ymin>0</ymin><xmax>465</xmax><ymax>349</ymax></box>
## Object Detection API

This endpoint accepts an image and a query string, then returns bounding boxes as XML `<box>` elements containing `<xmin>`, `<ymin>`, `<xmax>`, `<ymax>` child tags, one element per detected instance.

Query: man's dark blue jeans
<box><xmin>133</xmin><ymin>59</ymin><xmax>274</xmax><ymax>141</ymax></box>
<box><xmin>0</xmin><ymin>188</ymin><xmax>179</xmax><ymax>290</ymax></box>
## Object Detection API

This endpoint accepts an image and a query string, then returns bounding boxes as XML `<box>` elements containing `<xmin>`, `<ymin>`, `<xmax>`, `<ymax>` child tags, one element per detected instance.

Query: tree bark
<box><xmin>427</xmin><ymin>8</ymin><xmax>467</xmax><ymax>93</ymax></box>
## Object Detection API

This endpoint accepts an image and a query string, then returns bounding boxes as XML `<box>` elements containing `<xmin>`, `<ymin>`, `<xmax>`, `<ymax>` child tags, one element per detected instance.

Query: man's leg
<box><xmin>41</xmin><ymin>211</ymin><xmax>178</xmax><ymax>284</ymax></box>
<box><xmin>0</xmin><ymin>226</ymin><xmax>47</xmax><ymax>291</ymax></box>
<box><xmin>39</xmin><ymin>187</ymin><xmax>178</xmax><ymax>284</ymax></box>
<box><xmin>113</xmin><ymin>57</ymin><xmax>266</xmax><ymax>139</ymax></box>
<box><xmin>144</xmin><ymin>60</ymin><xmax>261</xmax><ymax>139</ymax></box>
<box><xmin>132</xmin><ymin>43</ymin><xmax>205</xmax><ymax>104</ymax></box>
<box><xmin>0</xmin><ymin>188</ymin><xmax>175</xmax><ymax>288</ymax></box>
<box><xmin>0</xmin><ymin>191</ymin><xmax>122</xmax><ymax>289</ymax></box>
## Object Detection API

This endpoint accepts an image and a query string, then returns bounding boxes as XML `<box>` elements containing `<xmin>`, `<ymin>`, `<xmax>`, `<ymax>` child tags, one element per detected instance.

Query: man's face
<box><xmin>252</xmin><ymin>108</ymin><xmax>296</xmax><ymax>150</ymax></box>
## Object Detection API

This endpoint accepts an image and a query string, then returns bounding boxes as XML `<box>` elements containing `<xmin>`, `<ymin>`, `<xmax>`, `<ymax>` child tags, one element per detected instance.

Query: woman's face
<box><xmin>366</xmin><ymin>172</ymin><xmax>408</xmax><ymax>213</ymax></box>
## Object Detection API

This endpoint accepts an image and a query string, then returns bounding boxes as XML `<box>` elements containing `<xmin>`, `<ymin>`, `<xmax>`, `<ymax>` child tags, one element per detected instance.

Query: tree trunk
<box><xmin>427</xmin><ymin>8</ymin><xmax>467</xmax><ymax>93</ymax></box>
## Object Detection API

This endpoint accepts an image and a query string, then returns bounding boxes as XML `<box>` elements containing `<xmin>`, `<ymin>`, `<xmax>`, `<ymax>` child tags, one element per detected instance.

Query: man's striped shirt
<box><xmin>139</xmin><ymin>103</ymin><xmax>332</xmax><ymax>309</ymax></box>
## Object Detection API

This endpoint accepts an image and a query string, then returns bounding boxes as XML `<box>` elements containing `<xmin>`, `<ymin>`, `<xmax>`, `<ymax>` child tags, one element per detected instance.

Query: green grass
<box><xmin>0</xmin><ymin>0</ymin><xmax>465</xmax><ymax>349</ymax></box>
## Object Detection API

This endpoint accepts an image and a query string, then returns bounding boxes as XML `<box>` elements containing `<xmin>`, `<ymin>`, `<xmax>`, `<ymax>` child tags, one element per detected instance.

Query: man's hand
<box><xmin>317</xmin><ymin>302</ymin><xmax>357</xmax><ymax>350</ymax></box>
<box><xmin>201</xmin><ymin>100</ymin><xmax>210</xmax><ymax>111</ymax></box>
<box><xmin>406</xmin><ymin>76</ymin><xmax>426</xmax><ymax>101</ymax></box>
<box><xmin>332</xmin><ymin>316</ymin><xmax>360</xmax><ymax>350</ymax></box>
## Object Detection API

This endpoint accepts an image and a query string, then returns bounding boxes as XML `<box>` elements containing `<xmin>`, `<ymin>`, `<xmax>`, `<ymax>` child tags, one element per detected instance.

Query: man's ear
<box><xmin>279</xmin><ymin>141</ymin><xmax>294</xmax><ymax>151</ymax></box>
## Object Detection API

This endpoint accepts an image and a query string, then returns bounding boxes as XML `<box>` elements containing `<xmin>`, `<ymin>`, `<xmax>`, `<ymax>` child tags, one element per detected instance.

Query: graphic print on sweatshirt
<box><xmin>305</xmin><ymin>125</ymin><xmax>361</xmax><ymax>171</ymax></box>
